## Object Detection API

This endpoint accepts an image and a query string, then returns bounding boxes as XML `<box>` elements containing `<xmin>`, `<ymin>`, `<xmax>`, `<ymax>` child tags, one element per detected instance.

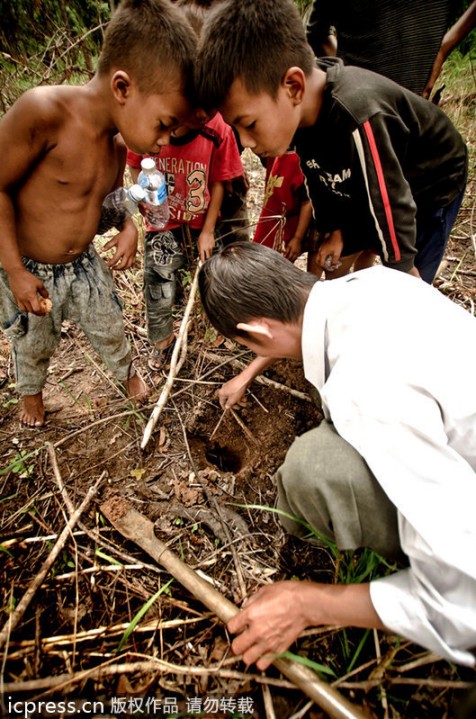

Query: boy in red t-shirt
<box><xmin>253</xmin><ymin>151</ymin><xmax>313</xmax><ymax>266</ymax></box>
<box><xmin>127</xmin><ymin>111</ymin><xmax>243</xmax><ymax>370</ymax></box>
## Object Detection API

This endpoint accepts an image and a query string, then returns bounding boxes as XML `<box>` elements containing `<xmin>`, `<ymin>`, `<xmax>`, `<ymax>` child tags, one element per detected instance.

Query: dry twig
<box><xmin>0</xmin><ymin>478</ymin><xmax>101</xmax><ymax>651</ymax></box>
<box><xmin>142</xmin><ymin>262</ymin><xmax>201</xmax><ymax>449</ymax></box>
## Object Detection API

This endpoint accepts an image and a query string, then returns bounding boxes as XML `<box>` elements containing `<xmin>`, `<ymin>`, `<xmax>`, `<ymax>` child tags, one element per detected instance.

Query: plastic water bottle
<box><xmin>137</xmin><ymin>157</ymin><xmax>169</xmax><ymax>229</ymax></box>
<box><xmin>98</xmin><ymin>184</ymin><xmax>146</xmax><ymax>234</ymax></box>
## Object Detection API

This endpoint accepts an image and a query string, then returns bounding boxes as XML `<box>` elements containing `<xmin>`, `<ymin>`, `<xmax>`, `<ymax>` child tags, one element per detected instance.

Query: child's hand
<box><xmin>316</xmin><ymin>229</ymin><xmax>344</xmax><ymax>272</ymax></box>
<box><xmin>284</xmin><ymin>236</ymin><xmax>302</xmax><ymax>262</ymax></box>
<box><xmin>197</xmin><ymin>229</ymin><xmax>216</xmax><ymax>262</ymax></box>
<box><xmin>8</xmin><ymin>267</ymin><xmax>49</xmax><ymax>315</ymax></box>
<box><xmin>103</xmin><ymin>220</ymin><xmax>138</xmax><ymax>270</ymax></box>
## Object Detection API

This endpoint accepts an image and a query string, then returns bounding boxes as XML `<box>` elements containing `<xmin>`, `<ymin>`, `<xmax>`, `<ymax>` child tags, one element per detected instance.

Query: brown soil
<box><xmin>1</xmin><ymin>126</ymin><xmax>476</xmax><ymax>719</ymax></box>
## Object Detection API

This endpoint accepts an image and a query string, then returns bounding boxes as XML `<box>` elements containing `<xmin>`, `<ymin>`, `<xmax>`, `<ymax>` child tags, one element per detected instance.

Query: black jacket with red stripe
<box><xmin>294</xmin><ymin>58</ymin><xmax>467</xmax><ymax>272</ymax></box>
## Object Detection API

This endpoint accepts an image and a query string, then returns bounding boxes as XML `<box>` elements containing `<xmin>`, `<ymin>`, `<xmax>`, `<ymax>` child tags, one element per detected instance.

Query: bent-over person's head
<box><xmin>195</xmin><ymin>0</ymin><xmax>315</xmax><ymax>112</ymax></box>
<box><xmin>198</xmin><ymin>242</ymin><xmax>317</xmax><ymax>341</ymax></box>
<box><xmin>98</xmin><ymin>0</ymin><xmax>196</xmax><ymax>96</ymax></box>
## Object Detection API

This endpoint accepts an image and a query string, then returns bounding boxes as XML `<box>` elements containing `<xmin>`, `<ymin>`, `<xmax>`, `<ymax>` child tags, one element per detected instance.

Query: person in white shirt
<box><xmin>198</xmin><ymin>241</ymin><xmax>476</xmax><ymax>671</ymax></box>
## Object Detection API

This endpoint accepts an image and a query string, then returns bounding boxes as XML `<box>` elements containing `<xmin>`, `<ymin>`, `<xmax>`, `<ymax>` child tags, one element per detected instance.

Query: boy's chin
<box><xmin>126</xmin><ymin>142</ymin><xmax>150</xmax><ymax>155</ymax></box>
<box><xmin>256</xmin><ymin>147</ymin><xmax>287</xmax><ymax>159</ymax></box>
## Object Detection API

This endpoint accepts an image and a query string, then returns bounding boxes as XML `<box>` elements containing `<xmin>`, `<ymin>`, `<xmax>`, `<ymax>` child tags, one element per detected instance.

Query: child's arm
<box><xmin>218</xmin><ymin>356</ymin><xmax>275</xmax><ymax>409</ymax></box>
<box><xmin>423</xmin><ymin>1</ymin><xmax>476</xmax><ymax>99</ymax></box>
<box><xmin>354</xmin><ymin>110</ymin><xmax>463</xmax><ymax>274</ymax></box>
<box><xmin>283</xmin><ymin>199</ymin><xmax>313</xmax><ymax>262</ymax></box>
<box><xmin>0</xmin><ymin>92</ymin><xmax>51</xmax><ymax>314</ymax></box>
<box><xmin>102</xmin><ymin>216</ymin><xmax>138</xmax><ymax>270</ymax></box>
<box><xmin>197</xmin><ymin>181</ymin><xmax>224</xmax><ymax>262</ymax></box>
<box><xmin>101</xmin><ymin>141</ymin><xmax>138</xmax><ymax>270</ymax></box>
<box><xmin>306</xmin><ymin>5</ymin><xmax>337</xmax><ymax>57</ymax></box>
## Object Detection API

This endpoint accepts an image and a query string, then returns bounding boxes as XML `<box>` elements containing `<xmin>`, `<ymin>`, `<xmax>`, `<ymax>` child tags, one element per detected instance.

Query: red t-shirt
<box><xmin>127</xmin><ymin>113</ymin><xmax>243</xmax><ymax>231</ymax></box>
<box><xmin>253</xmin><ymin>152</ymin><xmax>308</xmax><ymax>248</ymax></box>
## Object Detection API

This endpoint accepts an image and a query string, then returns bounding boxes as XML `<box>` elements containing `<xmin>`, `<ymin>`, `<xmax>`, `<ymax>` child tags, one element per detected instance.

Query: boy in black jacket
<box><xmin>195</xmin><ymin>0</ymin><xmax>467</xmax><ymax>282</ymax></box>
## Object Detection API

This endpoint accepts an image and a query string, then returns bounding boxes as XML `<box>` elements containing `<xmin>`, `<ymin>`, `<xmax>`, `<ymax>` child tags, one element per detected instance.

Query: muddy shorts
<box><xmin>0</xmin><ymin>246</ymin><xmax>132</xmax><ymax>396</ymax></box>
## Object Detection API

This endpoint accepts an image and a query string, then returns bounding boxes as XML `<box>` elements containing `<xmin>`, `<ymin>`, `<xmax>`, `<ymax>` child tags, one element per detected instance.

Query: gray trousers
<box><xmin>143</xmin><ymin>227</ymin><xmax>222</xmax><ymax>344</ymax></box>
<box><xmin>143</xmin><ymin>229</ymin><xmax>186</xmax><ymax>345</ymax></box>
<box><xmin>0</xmin><ymin>246</ymin><xmax>132</xmax><ymax>395</ymax></box>
<box><xmin>276</xmin><ymin>420</ymin><xmax>403</xmax><ymax>560</ymax></box>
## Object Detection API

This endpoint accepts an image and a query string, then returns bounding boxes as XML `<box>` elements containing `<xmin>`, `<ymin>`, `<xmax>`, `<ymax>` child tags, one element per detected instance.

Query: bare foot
<box><xmin>20</xmin><ymin>393</ymin><xmax>45</xmax><ymax>427</ymax></box>
<box><xmin>126</xmin><ymin>371</ymin><xmax>150</xmax><ymax>406</ymax></box>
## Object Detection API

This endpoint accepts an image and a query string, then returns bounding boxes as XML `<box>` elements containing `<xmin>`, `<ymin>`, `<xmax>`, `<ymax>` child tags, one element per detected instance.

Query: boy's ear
<box><xmin>236</xmin><ymin>321</ymin><xmax>273</xmax><ymax>338</ymax></box>
<box><xmin>283</xmin><ymin>67</ymin><xmax>306</xmax><ymax>104</ymax></box>
<box><xmin>111</xmin><ymin>71</ymin><xmax>134</xmax><ymax>104</ymax></box>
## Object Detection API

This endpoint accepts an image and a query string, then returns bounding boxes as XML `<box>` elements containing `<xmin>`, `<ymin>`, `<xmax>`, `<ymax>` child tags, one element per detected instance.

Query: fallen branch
<box><xmin>141</xmin><ymin>262</ymin><xmax>201</xmax><ymax>449</ymax></box>
<box><xmin>101</xmin><ymin>495</ymin><xmax>366</xmax><ymax>719</ymax></box>
<box><xmin>336</xmin><ymin>678</ymin><xmax>474</xmax><ymax>691</ymax></box>
<box><xmin>0</xmin><ymin>479</ymin><xmax>101</xmax><ymax>651</ymax></box>
<box><xmin>5</xmin><ymin>616</ymin><xmax>205</xmax><ymax>657</ymax></box>
<box><xmin>4</xmin><ymin>656</ymin><xmax>473</xmax><ymax>697</ymax></box>
<box><xmin>2</xmin><ymin>656</ymin><xmax>297</xmax><ymax>695</ymax></box>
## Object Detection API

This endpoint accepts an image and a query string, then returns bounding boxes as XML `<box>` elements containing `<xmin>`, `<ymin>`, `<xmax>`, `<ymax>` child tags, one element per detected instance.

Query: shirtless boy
<box><xmin>0</xmin><ymin>0</ymin><xmax>196</xmax><ymax>426</ymax></box>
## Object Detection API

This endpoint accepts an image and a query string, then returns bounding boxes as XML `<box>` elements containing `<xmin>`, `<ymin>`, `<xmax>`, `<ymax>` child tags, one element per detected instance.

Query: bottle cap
<box><xmin>128</xmin><ymin>184</ymin><xmax>146</xmax><ymax>202</ymax></box>
<box><xmin>140</xmin><ymin>157</ymin><xmax>156</xmax><ymax>172</ymax></box>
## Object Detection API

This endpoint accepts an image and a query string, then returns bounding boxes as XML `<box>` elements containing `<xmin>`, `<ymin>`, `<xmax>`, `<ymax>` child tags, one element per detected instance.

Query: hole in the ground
<box><xmin>205</xmin><ymin>442</ymin><xmax>243</xmax><ymax>473</ymax></box>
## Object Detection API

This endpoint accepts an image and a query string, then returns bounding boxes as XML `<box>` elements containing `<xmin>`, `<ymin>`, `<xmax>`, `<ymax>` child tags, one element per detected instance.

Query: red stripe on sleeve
<box><xmin>362</xmin><ymin>121</ymin><xmax>401</xmax><ymax>262</ymax></box>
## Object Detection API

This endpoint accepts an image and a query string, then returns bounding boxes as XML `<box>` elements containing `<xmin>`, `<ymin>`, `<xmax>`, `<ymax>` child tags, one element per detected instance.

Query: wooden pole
<box><xmin>101</xmin><ymin>495</ymin><xmax>366</xmax><ymax>719</ymax></box>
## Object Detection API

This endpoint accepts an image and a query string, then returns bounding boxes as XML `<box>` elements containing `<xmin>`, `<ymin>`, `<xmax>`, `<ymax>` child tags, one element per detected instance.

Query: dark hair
<box><xmin>98</xmin><ymin>0</ymin><xmax>196</xmax><ymax>95</ymax></box>
<box><xmin>199</xmin><ymin>242</ymin><xmax>317</xmax><ymax>339</ymax></box>
<box><xmin>195</xmin><ymin>0</ymin><xmax>315</xmax><ymax>111</ymax></box>
<box><xmin>175</xmin><ymin>0</ymin><xmax>218</xmax><ymax>38</ymax></box>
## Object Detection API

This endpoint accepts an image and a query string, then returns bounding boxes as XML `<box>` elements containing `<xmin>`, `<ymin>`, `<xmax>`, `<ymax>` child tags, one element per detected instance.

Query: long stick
<box><xmin>1</xmin><ymin>658</ymin><xmax>298</xmax><ymax>695</ymax></box>
<box><xmin>0</xmin><ymin>480</ymin><xmax>100</xmax><ymax>651</ymax></box>
<box><xmin>141</xmin><ymin>262</ymin><xmax>200</xmax><ymax>449</ymax></box>
<box><xmin>101</xmin><ymin>495</ymin><xmax>365</xmax><ymax>719</ymax></box>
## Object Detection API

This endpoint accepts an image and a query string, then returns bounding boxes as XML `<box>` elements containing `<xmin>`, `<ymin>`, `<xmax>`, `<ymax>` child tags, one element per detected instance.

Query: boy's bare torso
<box><xmin>3</xmin><ymin>84</ymin><xmax>124</xmax><ymax>264</ymax></box>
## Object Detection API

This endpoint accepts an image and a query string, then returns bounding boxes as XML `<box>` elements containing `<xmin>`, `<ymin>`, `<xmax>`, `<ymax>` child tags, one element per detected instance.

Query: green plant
<box><xmin>235</xmin><ymin>504</ymin><xmax>395</xmax><ymax>584</ymax></box>
<box><xmin>3</xmin><ymin>449</ymin><xmax>38</xmax><ymax>479</ymax></box>
<box><xmin>179</xmin><ymin>268</ymin><xmax>192</xmax><ymax>288</ymax></box>
<box><xmin>2</xmin><ymin>397</ymin><xmax>19</xmax><ymax>409</ymax></box>
<box><xmin>2</xmin><ymin>383</ymin><xmax>19</xmax><ymax>409</ymax></box>
<box><xmin>59</xmin><ymin>379</ymin><xmax>81</xmax><ymax>405</ymax></box>
<box><xmin>95</xmin><ymin>549</ymin><xmax>123</xmax><ymax>566</ymax></box>
<box><xmin>236</xmin><ymin>503</ymin><xmax>398</xmax><ymax>676</ymax></box>
<box><xmin>118</xmin><ymin>579</ymin><xmax>173</xmax><ymax>651</ymax></box>
<box><xmin>275</xmin><ymin>650</ymin><xmax>336</xmax><ymax>679</ymax></box>
<box><xmin>0</xmin><ymin>544</ymin><xmax>13</xmax><ymax>559</ymax></box>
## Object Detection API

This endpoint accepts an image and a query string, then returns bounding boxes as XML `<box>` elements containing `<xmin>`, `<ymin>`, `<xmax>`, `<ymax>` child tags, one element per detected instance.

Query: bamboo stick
<box><xmin>101</xmin><ymin>495</ymin><xmax>366</xmax><ymax>719</ymax></box>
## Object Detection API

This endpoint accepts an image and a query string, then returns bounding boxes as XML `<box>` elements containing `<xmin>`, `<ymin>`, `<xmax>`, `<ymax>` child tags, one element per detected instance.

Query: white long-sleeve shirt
<box><xmin>302</xmin><ymin>266</ymin><xmax>476</xmax><ymax>666</ymax></box>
